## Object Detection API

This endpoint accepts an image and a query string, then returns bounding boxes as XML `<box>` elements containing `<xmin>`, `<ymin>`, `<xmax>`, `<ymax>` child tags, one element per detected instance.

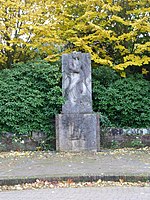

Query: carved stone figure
<box><xmin>62</xmin><ymin>52</ymin><xmax>92</xmax><ymax>113</ymax></box>
<box><xmin>66</xmin><ymin>52</ymin><xmax>81</xmax><ymax>104</ymax></box>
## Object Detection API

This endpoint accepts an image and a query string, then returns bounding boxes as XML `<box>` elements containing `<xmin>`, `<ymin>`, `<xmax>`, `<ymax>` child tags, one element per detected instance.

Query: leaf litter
<box><xmin>0</xmin><ymin>179</ymin><xmax>149</xmax><ymax>192</ymax></box>
<box><xmin>0</xmin><ymin>147</ymin><xmax>150</xmax><ymax>191</ymax></box>
<box><xmin>0</xmin><ymin>147</ymin><xmax>150</xmax><ymax>159</ymax></box>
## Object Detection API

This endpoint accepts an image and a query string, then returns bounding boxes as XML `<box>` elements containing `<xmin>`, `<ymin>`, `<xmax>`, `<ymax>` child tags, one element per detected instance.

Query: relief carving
<box><xmin>62</xmin><ymin>52</ymin><xmax>92</xmax><ymax>113</ymax></box>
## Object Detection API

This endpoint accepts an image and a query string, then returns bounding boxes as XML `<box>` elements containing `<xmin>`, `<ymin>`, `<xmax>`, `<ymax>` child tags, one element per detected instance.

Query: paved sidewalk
<box><xmin>1</xmin><ymin>187</ymin><xmax>150</xmax><ymax>200</ymax></box>
<box><xmin>0</xmin><ymin>149</ymin><xmax>150</xmax><ymax>185</ymax></box>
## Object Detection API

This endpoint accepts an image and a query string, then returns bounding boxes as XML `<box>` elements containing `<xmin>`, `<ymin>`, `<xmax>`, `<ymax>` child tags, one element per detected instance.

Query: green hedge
<box><xmin>0</xmin><ymin>62</ymin><xmax>149</xmax><ymax>150</ymax></box>
<box><xmin>92</xmin><ymin>67</ymin><xmax>150</xmax><ymax>128</ymax></box>
<box><xmin>0</xmin><ymin>60</ymin><xmax>63</xmax><ymax>149</ymax></box>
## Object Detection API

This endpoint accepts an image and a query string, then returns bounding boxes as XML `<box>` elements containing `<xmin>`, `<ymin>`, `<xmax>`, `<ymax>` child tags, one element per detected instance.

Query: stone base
<box><xmin>56</xmin><ymin>114</ymin><xmax>100</xmax><ymax>152</ymax></box>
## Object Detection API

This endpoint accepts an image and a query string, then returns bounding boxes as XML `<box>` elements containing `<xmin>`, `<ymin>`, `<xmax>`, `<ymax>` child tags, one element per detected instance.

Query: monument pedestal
<box><xmin>56</xmin><ymin>114</ymin><xmax>100</xmax><ymax>152</ymax></box>
<box><xmin>56</xmin><ymin>52</ymin><xmax>100</xmax><ymax>152</ymax></box>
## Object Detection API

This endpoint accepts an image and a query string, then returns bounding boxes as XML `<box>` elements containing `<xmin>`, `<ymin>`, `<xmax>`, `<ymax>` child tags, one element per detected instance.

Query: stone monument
<box><xmin>56</xmin><ymin>52</ymin><xmax>100</xmax><ymax>152</ymax></box>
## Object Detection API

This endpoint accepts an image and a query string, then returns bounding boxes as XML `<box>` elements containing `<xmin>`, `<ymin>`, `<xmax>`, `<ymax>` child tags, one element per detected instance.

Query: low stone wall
<box><xmin>0</xmin><ymin>128</ymin><xmax>150</xmax><ymax>151</ymax></box>
<box><xmin>101</xmin><ymin>128</ymin><xmax>150</xmax><ymax>148</ymax></box>
<box><xmin>0</xmin><ymin>132</ymin><xmax>46</xmax><ymax>152</ymax></box>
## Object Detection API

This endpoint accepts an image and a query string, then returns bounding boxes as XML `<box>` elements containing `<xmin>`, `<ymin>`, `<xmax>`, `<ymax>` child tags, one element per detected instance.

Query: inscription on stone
<box><xmin>56</xmin><ymin>114</ymin><xmax>99</xmax><ymax>151</ymax></box>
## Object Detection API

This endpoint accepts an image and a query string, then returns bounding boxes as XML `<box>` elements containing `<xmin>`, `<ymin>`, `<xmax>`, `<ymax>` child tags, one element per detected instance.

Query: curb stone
<box><xmin>0</xmin><ymin>175</ymin><xmax>149</xmax><ymax>186</ymax></box>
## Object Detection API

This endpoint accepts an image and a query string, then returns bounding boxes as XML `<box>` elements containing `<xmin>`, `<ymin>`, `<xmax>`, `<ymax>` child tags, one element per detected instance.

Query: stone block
<box><xmin>56</xmin><ymin>114</ymin><xmax>100</xmax><ymax>152</ymax></box>
<box><xmin>62</xmin><ymin>52</ymin><xmax>92</xmax><ymax>113</ymax></box>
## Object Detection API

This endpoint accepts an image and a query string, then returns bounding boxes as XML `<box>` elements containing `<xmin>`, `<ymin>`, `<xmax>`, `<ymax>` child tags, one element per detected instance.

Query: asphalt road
<box><xmin>0</xmin><ymin>187</ymin><xmax>150</xmax><ymax>200</ymax></box>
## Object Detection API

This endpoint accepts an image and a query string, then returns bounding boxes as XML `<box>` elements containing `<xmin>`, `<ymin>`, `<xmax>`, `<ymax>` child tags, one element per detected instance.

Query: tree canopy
<box><xmin>0</xmin><ymin>0</ymin><xmax>149</xmax><ymax>77</ymax></box>
<box><xmin>0</xmin><ymin>0</ymin><xmax>59</xmax><ymax>68</ymax></box>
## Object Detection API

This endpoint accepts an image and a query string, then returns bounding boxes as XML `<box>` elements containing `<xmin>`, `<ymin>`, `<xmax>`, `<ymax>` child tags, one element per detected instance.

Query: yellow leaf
<box><xmin>142</xmin><ymin>68</ymin><xmax>149</xmax><ymax>75</ymax></box>
<box><xmin>120</xmin><ymin>72</ymin><xmax>126</xmax><ymax>78</ymax></box>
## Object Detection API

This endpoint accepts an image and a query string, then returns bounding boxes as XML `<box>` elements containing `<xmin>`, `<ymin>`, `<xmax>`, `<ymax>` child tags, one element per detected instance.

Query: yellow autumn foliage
<box><xmin>0</xmin><ymin>0</ymin><xmax>149</xmax><ymax>76</ymax></box>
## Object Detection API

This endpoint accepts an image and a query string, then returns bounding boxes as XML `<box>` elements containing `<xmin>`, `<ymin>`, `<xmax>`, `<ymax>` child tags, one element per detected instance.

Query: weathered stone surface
<box><xmin>62</xmin><ymin>52</ymin><xmax>92</xmax><ymax>113</ymax></box>
<box><xmin>56</xmin><ymin>52</ymin><xmax>100</xmax><ymax>152</ymax></box>
<box><xmin>101</xmin><ymin>128</ymin><xmax>150</xmax><ymax>148</ymax></box>
<box><xmin>0</xmin><ymin>132</ymin><xmax>46</xmax><ymax>151</ymax></box>
<box><xmin>56</xmin><ymin>114</ymin><xmax>100</xmax><ymax>152</ymax></box>
<box><xmin>102</xmin><ymin>128</ymin><xmax>150</xmax><ymax>136</ymax></box>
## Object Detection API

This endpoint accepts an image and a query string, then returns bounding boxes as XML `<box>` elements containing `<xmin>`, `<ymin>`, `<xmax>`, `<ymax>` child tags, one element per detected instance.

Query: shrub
<box><xmin>92</xmin><ymin>65</ymin><xmax>120</xmax><ymax>88</ymax></box>
<box><xmin>0</xmin><ymin>60</ymin><xmax>63</xmax><ymax>149</ymax></box>
<box><xmin>1</xmin><ymin>62</ymin><xmax>149</xmax><ymax>150</ymax></box>
<box><xmin>93</xmin><ymin>67</ymin><xmax>150</xmax><ymax>128</ymax></box>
